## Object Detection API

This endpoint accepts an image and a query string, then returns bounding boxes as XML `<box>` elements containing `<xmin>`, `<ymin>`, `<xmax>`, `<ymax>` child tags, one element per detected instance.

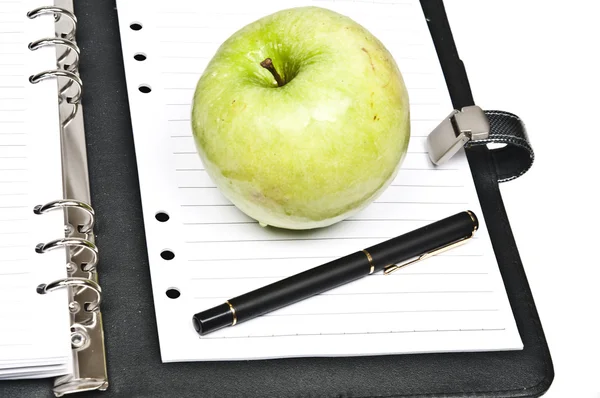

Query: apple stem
<box><xmin>260</xmin><ymin>58</ymin><xmax>285</xmax><ymax>87</ymax></box>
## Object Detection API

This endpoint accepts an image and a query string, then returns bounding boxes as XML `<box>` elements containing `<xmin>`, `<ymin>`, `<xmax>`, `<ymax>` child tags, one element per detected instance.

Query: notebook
<box><xmin>0</xmin><ymin>0</ymin><xmax>108</xmax><ymax>395</ymax></box>
<box><xmin>115</xmin><ymin>0</ymin><xmax>524</xmax><ymax>362</ymax></box>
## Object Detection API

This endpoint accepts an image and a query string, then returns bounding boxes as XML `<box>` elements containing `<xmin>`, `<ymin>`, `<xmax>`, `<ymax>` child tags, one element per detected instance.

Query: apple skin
<box><xmin>191</xmin><ymin>6</ymin><xmax>410</xmax><ymax>229</ymax></box>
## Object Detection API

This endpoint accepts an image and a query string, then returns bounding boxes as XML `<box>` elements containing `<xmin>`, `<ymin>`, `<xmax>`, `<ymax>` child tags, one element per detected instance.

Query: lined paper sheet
<box><xmin>116</xmin><ymin>0</ymin><xmax>523</xmax><ymax>361</ymax></box>
<box><xmin>0</xmin><ymin>0</ymin><xmax>72</xmax><ymax>378</ymax></box>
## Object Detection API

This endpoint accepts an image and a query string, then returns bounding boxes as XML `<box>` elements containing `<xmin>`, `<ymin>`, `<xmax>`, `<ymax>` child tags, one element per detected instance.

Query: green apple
<box><xmin>192</xmin><ymin>6</ymin><xmax>410</xmax><ymax>229</ymax></box>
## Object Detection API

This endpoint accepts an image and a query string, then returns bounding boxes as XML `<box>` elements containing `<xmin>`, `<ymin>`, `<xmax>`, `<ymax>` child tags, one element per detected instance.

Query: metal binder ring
<box><xmin>28</xmin><ymin>38</ymin><xmax>80</xmax><ymax>72</ymax></box>
<box><xmin>36</xmin><ymin>238</ymin><xmax>99</xmax><ymax>272</ymax></box>
<box><xmin>29</xmin><ymin>70</ymin><xmax>82</xmax><ymax>104</ymax></box>
<box><xmin>37</xmin><ymin>277</ymin><xmax>102</xmax><ymax>312</ymax></box>
<box><xmin>26</xmin><ymin>6</ymin><xmax>77</xmax><ymax>41</ymax></box>
<box><xmin>33</xmin><ymin>200</ymin><xmax>95</xmax><ymax>234</ymax></box>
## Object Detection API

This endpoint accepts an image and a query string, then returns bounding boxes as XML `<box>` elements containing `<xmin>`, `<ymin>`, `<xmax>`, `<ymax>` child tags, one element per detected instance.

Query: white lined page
<box><xmin>0</xmin><ymin>0</ymin><xmax>72</xmax><ymax>378</ymax></box>
<box><xmin>116</xmin><ymin>0</ymin><xmax>523</xmax><ymax>361</ymax></box>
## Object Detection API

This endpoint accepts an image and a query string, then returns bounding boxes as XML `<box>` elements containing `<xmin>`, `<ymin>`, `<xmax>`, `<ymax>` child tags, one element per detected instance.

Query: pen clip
<box><xmin>383</xmin><ymin>234</ymin><xmax>473</xmax><ymax>275</ymax></box>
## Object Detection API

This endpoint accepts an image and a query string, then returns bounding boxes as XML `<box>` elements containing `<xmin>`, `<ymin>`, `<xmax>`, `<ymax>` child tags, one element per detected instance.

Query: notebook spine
<box><xmin>27</xmin><ymin>5</ymin><xmax>108</xmax><ymax>397</ymax></box>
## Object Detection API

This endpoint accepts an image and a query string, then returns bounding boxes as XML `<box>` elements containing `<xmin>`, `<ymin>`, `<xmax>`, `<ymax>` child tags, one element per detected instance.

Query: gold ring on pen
<box><xmin>362</xmin><ymin>249</ymin><xmax>375</xmax><ymax>274</ymax></box>
<box><xmin>466</xmin><ymin>210</ymin><xmax>478</xmax><ymax>231</ymax></box>
<box><xmin>226</xmin><ymin>300</ymin><xmax>237</xmax><ymax>326</ymax></box>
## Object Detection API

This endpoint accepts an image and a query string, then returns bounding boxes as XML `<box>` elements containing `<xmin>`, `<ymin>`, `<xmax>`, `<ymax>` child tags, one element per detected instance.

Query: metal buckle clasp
<box><xmin>426</xmin><ymin>105</ymin><xmax>490</xmax><ymax>165</ymax></box>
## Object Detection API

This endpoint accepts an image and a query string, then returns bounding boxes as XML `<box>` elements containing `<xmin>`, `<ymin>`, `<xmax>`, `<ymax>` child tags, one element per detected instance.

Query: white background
<box><xmin>444</xmin><ymin>1</ymin><xmax>600</xmax><ymax>397</ymax></box>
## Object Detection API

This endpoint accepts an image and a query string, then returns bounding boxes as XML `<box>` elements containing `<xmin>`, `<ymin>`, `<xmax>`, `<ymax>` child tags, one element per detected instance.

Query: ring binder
<box><xmin>27</xmin><ymin>10</ymin><xmax>83</xmax><ymax>129</ymax></box>
<box><xmin>29</xmin><ymin>70</ymin><xmax>83</xmax><ymax>104</ymax></box>
<box><xmin>24</xmin><ymin>2</ymin><xmax>109</xmax><ymax>395</ymax></box>
<box><xmin>35</xmin><ymin>237</ymin><xmax>99</xmax><ymax>272</ymax></box>
<box><xmin>37</xmin><ymin>277</ymin><xmax>102</xmax><ymax>313</ymax></box>
<box><xmin>34</xmin><ymin>199</ymin><xmax>95</xmax><ymax>234</ymax></box>
<box><xmin>28</xmin><ymin>37</ymin><xmax>81</xmax><ymax>72</ymax></box>
<box><xmin>29</xmin><ymin>69</ymin><xmax>82</xmax><ymax>128</ymax></box>
<box><xmin>26</xmin><ymin>6</ymin><xmax>77</xmax><ymax>41</ymax></box>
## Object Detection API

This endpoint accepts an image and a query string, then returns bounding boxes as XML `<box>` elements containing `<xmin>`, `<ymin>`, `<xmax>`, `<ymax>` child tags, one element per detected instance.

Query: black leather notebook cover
<box><xmin>1</xmin><ymin>1</ymin><xmax>553</xmax><ymax>397</ymax></box>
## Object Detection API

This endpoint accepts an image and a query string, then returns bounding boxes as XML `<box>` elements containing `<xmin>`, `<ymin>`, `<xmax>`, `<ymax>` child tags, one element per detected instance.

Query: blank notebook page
<box><xmin>116</xmin><ymin>0</ymin><xmax>523</xmax><ymax>361</ymax></box>
<box><xmin>0</xmin><ymin>0</ymin><xmax>72</xmax><ymax>378</ymax></box>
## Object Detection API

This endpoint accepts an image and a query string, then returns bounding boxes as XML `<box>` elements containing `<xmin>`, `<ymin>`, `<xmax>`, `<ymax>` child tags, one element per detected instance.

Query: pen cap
<box><xmin>192</xmin><ymin>303</ymin><xmax>234</xmax><ymax>335</ymax></box>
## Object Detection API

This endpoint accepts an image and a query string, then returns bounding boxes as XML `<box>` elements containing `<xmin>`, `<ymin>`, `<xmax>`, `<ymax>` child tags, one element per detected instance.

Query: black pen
<box><xmin>192</xmin><ymin>211</ymin><xmax>479</xmax><ymax>336</ymax></box>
